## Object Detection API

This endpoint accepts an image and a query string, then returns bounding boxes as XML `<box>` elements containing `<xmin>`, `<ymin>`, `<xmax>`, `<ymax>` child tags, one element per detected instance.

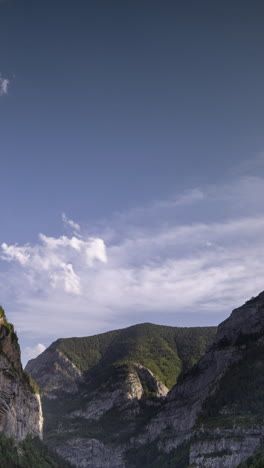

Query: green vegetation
<box><xmin>0</xmin><ymin>306</ymin><xmax>39</xmax><ymax>395</ymax></box>
<box><xmin>0</xmin><ymin>432</ymin><xmax>73</xmax><ymax>468</ymax></box>
<box><xmin>0</xmin><ymin>305</ymin><xmax>18</xmax><ymax>343</ymax></box>
<box><xmin>22</xmin><ymin>371</ymin><xmax>40</xmax><ymax>395</ymax></box>
<box><xmin>57</xmin><ymin>322</ymin><xmax>216</xmax><ymax>389</ymax></box>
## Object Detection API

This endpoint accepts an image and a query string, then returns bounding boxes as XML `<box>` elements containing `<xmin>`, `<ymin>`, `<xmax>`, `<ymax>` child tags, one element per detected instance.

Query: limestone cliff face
<box><xmin>0</xmin><ymin>308</ymin><xmax>43</xmax><ymax>440</ymax></box>
<box><xmin>26</xmin><ymin>344</ymin><xmax>82</xmax><ymax>397</ymax></box>
<box><xmin>70</xmin><ymin>362</ymin><xmax>168</xmax><ymax>423</ymax></box>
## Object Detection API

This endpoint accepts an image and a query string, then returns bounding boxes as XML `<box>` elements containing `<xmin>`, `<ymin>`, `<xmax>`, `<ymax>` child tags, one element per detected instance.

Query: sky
<box><xmin>1</xmin><ymin>0</ymin><xmax>264</xmax><ymax>364</ymax></box>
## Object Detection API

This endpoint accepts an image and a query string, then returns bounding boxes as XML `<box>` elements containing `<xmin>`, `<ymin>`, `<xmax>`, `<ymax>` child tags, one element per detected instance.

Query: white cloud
<box><xmin>24</xmin><ymin>344</ymin><xmax>46</xmax><ymax>362</ymax></box>
<box><xmin>63</xmin><ymin>263</ymin><xmax>81</xmax><ymax>295</ymax></box>
<box><xmin>39</xmin><ymin>233</ymin><xmax>83</xmax><ymax>251</ymax></box>
<box><xmin>1</xmin><ymin>233</ymin><xmax>107</xmax><ymax>296</ymax></box>
<box><xmin>62</xmin><ymin>213</ymin><xmax>80</xmax><ymax>232</ymax></box>
<box><xmin>1</xmin><ymin>243</ymin><xmax>30</xmax><ymax>265</ymax></box>
<box><xmin>0</xmin><ymin>74</ymin><xmax>9</xmax><ymax>96</ymax></box>
<box><xmin>85</xmin><ymin>238</ymin><xmax>107</xmax><ymax>266</ymax></box>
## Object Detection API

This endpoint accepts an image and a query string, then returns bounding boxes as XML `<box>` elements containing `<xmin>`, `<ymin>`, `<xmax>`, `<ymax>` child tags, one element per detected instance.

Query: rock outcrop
<box><xmin>26</xmin><ymin>343</ymin><xmax>82</xmax><ymax>397</ymax></box>
<box><xmin>0</xmin><ymin>306</ymin><xmax>43</xmax><ymax>440</ymax></box>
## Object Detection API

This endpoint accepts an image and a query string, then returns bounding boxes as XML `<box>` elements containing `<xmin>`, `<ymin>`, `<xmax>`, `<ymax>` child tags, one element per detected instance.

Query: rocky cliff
<box><xmin>130</xmin><ymin>291</ymin><xmax>264</xmax><ymax>467</ymax></box>
<box><xmin>0</xmin><ymin>306</ymin><xmax>43</xmax><ymax>441</ymax></box>
<box><xmin>187</xmin><ymin>292</ymin><xmax>264</xmax><ymax>467</ymax></box>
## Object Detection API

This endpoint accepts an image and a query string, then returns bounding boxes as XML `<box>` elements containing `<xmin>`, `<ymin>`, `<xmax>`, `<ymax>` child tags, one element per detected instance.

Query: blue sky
<box><xmin>1</xmin><ymin>0</ymin><xmax>264</xmax><ymax>363</ymax></box>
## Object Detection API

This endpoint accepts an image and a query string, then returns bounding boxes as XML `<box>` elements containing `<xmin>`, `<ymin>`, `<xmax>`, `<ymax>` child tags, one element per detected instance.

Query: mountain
<box><xmin>26</xmin><ymin>292</ymin><xmax>264</xmax><ymax>467</ymax></box>
<box><xmin>26</xmin><ymin>322</ymin><xmax>216</xmax><ymax>466</ymax></box>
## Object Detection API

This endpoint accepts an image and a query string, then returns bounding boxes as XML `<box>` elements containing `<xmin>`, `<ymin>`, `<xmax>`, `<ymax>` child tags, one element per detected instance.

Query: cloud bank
<box><xmin>1</xmin><ymin>176</ymin><xmax>264</xmax><ymax>362</ymax></box>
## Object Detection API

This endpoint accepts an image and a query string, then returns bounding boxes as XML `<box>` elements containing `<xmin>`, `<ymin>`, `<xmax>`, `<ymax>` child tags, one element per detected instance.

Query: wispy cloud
<box><xmin>0</xmin><ymin>74</ymin><xmax>9</xmax><ymax>96</ymax></box>
<box><xmin>62</xmin><ymin>213</ymin><xmax>80</xmax><ymax>232</ymax></box>
<box><xmin>232</xmin><ymin>151</ymin><xmax>264</xmax><ymax>177</ymax></box>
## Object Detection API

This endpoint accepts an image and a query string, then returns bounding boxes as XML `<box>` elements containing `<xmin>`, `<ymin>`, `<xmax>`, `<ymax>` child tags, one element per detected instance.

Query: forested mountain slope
<box><xmin>26</xmin><ymin>322</ymin><xmax>215</xmax><ymax>467</ymax></box>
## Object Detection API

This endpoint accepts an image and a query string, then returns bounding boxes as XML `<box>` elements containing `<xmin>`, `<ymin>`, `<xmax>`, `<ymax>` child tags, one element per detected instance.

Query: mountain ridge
<box><xmin>26</xmin><ymin>321</ymin><xmax>216</xmax><ymax>467</ymax></box>
<box><xmin>26</xmin><ymin>321</ymin><xmax>216</xmax><ymax>391</ymax></box>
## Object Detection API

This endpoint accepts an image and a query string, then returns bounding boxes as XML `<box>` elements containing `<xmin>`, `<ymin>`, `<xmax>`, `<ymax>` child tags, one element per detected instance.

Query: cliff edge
<box><xmin>0</xmin><ymin>306</ymin><xmax>43</xmax><ymax>440</ymax></box>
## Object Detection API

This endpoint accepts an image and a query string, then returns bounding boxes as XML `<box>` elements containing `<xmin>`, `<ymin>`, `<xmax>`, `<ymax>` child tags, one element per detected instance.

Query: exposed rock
<box><xmin>56</xmin><ymin>438</ymin><xmax>126</xmax><ymax>468</ymax></box>
<box><xmin>216</xmin><ymin>292</ymin><xmax>264</xmax><ymax>346</ymax></box>
<box><xmin>133</xmin><ymin>363</ymin><xmax>168</xmax><ymax>398</ymax></box>
<box><xmin>0</xmin><ymin>307</ymin><xmax>43</xmax><ymax>440</ymax></box>
<box><xmin>70</xmin><ymin>363</ymin><xmax>168</xmax><ymax>422</ymax></box>
<box><xmin>190</xmin><ymin>427</ymin><xmax>264</xmax><ymax>468</ymax></box>
<box><xmin>26</xmin><ymin>345</ymin><xmax>82</xmax><ymax>397</ymax></box>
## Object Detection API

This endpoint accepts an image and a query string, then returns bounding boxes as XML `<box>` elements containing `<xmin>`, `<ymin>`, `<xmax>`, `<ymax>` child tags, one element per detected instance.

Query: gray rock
<box><xmin>0</xmin><ymin>320</ymin><xmax>43</xmax><ymax>440</ymax></box>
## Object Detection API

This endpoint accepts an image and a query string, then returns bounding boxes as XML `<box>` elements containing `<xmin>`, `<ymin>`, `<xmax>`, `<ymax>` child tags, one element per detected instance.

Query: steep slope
<box><xmin>26</xmin><ymin>322</ymin><xmax>216</xmax><ymax>466</ymax></box>
<box><xmin>0</xmin><ymin>306</ymin><xmax>43</xmax><ymax>440</ymax></box>
<box><xmin>188</xmin><ymin>293</ymin><xmax>264</xmax><ymax>467</ymax></box>
<box><xmin>133</xmin><ymin>291</ymin><xmax>264</xmax><ymax>468</ymax></box>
